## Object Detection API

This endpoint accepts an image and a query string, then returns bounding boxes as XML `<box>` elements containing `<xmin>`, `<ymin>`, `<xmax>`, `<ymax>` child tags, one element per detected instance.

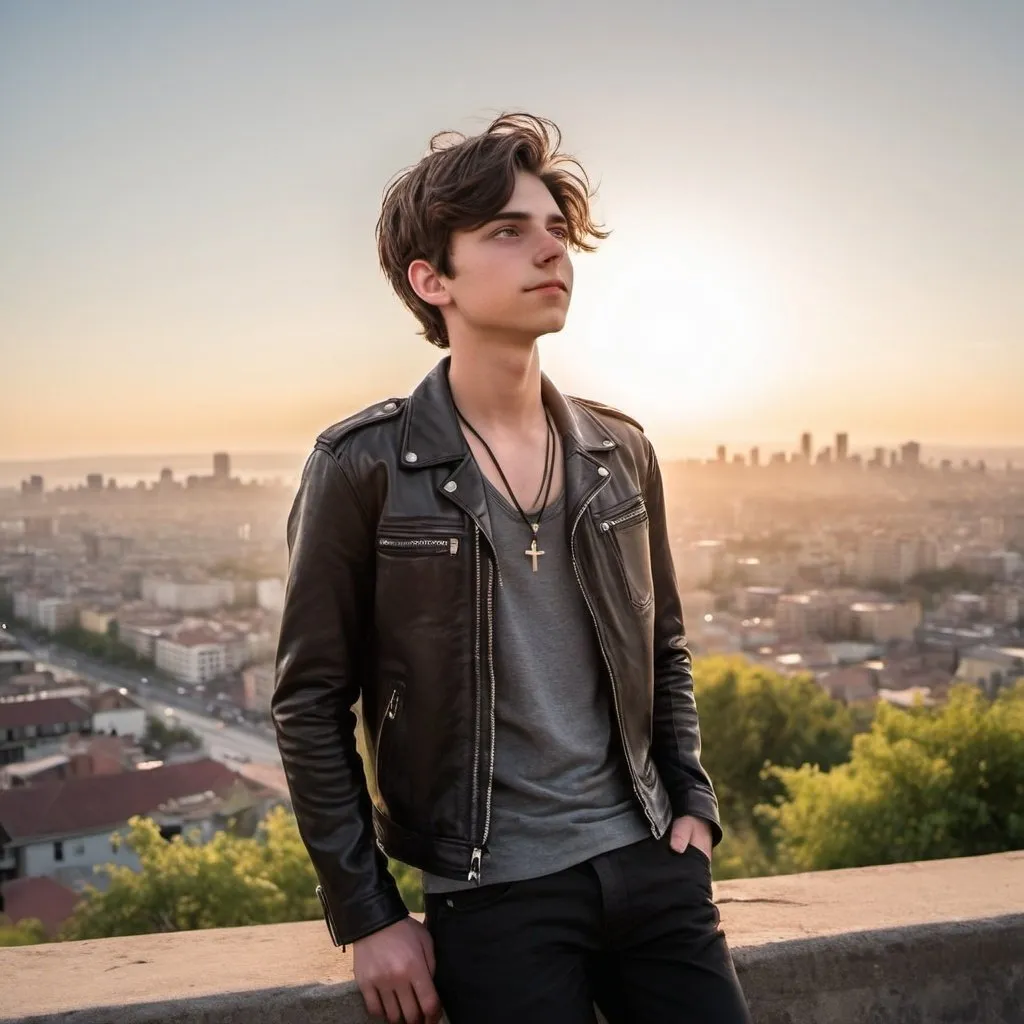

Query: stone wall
<box><xmin>3</xmin><ymin>851</ymin><xmax>1022</xmax><ymax>1024</ymax></box>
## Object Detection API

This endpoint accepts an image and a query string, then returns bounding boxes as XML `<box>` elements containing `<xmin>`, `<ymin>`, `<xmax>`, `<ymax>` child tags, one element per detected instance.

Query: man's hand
<box><xmin>353</xmin><ymin>917</ymin><xmax>443</xmax><ymax>1024</ymax></box>
<box><xmin>669</xmin><ymin>814</ymin><xmax>714</xmax><ymax>861</ymax></box>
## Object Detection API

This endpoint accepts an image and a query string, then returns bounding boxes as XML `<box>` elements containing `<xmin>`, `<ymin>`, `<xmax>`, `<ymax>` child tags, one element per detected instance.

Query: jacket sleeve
<box><xmin>642</xmin><ymin>437</ymin><xmax>724</xmax><ymax>846</ymax></box>
<box><xmin>271</xmin><ymin>444</ymin><xmax>409</xmax><ymax>944</ymax></box>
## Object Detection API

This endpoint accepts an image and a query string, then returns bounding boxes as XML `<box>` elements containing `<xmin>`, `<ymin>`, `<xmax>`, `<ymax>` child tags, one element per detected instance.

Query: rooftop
<box><xmin>88</xmin><ymin>689</ymin><xmax>143</xmax><ymax>712</ymax></box>
<box><xmin>0</xmin><ymin>696</ymin><xmax>91</xmax><ymax>729</ymax></box>
<box><xmin>2</xmin><ymin>752</ymin><xmax>70</xmax><ymax>779</ymax></box>
<box><xmin>0</xmin><ymin>757</ymin><xmax>239</xmax><ymax>843</ymax></box>
<box><xmin>0</xmin><ymin>875</ymin><xmax>80</xmax><ymax>939</ymax></box>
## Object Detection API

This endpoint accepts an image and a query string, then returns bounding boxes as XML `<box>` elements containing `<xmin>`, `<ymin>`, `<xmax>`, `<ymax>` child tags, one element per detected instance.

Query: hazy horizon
<box><xmin>4</xmin><ymin>439</ymin><xmax>1023</xmax><ymax>492</ymax></box>
<box><xmin>2</xmin><ymin>1</ymin><xmax>1022</xmax><ymax>461</ymax></box>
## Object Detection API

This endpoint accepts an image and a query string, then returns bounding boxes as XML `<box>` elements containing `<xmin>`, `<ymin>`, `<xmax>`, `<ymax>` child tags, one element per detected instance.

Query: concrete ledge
<box><xmin>3</xmin><ymin>852</ymin><xmax>1023</xmax><ymax>1023</ymax></box>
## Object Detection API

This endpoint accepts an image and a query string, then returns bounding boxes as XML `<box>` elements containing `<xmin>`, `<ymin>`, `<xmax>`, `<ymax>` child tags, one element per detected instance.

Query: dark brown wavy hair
<box><xmin>375</xmin><ymin>112</ymin><xmax>608</xmax><ymax>348</ymax></box>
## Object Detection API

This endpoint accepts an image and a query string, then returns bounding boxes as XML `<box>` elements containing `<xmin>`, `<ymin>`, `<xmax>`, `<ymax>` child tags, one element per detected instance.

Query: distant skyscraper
<box><xmin>21</xmin><ymin>475</ymin><xmax>44</xmax><ymax>495</ymax></box>
<box><xmin>160</xmin><ymin>468</ymin><xmax>174</xmax><ymax>485</ymax></box>
<box><xmin>749</xmin><ymin>446</ymin><xmax>760</xmax><ymax>468</ymax></box>
<box><xmin>800</xmin><ymin>432</ymin><xmax>812</xmax><ymax>463</ymax></box>
<box><xmin>900</xmin><ymin>441</ymin><xmax>921</xmax><ymax>469</ymax></box>
<box><xmin>86</xmin><ymin>473</ymin><xmax>103</xmax><ymax>491</ymax></box>
<box><xmin>835</xmin><ymin>432</ymin><xmax>849</xmax><ymax>462</ymax></box>
<box><xmin>213</xmin><ymin>452</ymin><xmax>231</xmax><ymax>480</ymax></box>
<box><xmin>716</xmin><ymin>445</ymin><xmax>727</xmax><ymax>463</ymax></box>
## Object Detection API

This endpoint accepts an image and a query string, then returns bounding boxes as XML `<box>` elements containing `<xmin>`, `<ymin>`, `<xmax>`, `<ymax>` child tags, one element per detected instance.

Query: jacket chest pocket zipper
<box><xmin>378</xmin><ymin>536</ymin><xmax>461</xmax><ymax>555</ymax></box>
<box><xmin>599</xmin><ymin>501</ymin><xmax>653</xmax><ymax>609</ymax></box>
<box><xmin>600</xmin><ymin>501</ymin><xmax>648</xmax><ymax>533</ymax></box>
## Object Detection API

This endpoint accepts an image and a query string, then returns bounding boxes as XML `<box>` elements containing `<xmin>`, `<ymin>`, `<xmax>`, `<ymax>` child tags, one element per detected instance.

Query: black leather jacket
<box><xmin>272</xmin><ymin>358</ymin><xmax>721</xmax><ymax>946</ymax></box>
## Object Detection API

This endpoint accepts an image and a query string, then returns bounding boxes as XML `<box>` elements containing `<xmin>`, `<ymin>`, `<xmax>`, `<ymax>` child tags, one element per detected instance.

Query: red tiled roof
<box><xmin>88</xmin><ymin>689</ymin><xmax>142</xmax><ymax>712</ymax></box>
<box><xmin>0</xmin><ymin>758</ymin><xmax>239</xmax><ymax>843</ymax></box>
<box><xmin>0</xmin><ymin>697</ymin><xmax>92</xmax><ymax>729</ymax></box>
<box><xmin>1</xmin><ymin>876</ymin><xmax>80</xmax><ymax>937</ymax></box>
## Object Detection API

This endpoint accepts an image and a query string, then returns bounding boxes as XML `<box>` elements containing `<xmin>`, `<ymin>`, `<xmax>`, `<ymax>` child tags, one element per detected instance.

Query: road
<box><xmin>144</xmin><ymin>700</ymin><xmax>282</xmax><ymax>766</ymax></box>
<box><xmin>16</xmin><ymin>636</ymin><xmax>282</xmax><ymax>769</ymax></box>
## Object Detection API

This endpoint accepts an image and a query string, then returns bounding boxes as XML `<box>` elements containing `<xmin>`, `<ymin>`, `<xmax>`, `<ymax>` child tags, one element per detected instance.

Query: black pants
<box><xmin>424</xmin><ymin>834</ymin><xmax>752</xmax><ymax>1023</ymax></box>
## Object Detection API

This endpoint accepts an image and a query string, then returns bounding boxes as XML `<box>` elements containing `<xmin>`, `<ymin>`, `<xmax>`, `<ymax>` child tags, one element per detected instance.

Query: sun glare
<box><xmin>563</xmin><ymin>243</ymin><xmax>782</xmax><ymax>435</ymax></box>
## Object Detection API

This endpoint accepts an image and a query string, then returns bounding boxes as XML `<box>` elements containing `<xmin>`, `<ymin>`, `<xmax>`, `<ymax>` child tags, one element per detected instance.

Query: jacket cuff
<box><xmin>669</xmin><ymin>787</ymin><xmax>724</xmax><ymax>848</ymax></box>
<box><xmin>315</xmin><ymin>883</ymin><xmax>410</xmax><ymax>947</ymax></box>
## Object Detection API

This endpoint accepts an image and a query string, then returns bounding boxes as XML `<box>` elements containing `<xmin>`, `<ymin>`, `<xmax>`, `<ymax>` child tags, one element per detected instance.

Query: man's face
<box><xmin>441</xmin><ymin>171</ymin><xmax>573</xmax><ymax>341</ymax></box>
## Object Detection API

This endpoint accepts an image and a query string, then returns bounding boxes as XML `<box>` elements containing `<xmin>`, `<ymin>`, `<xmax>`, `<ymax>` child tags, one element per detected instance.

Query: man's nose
<box><xmin>535</xmin><ymin>234</ymin><xmax>566</xmax><ymax>265</ymax></box>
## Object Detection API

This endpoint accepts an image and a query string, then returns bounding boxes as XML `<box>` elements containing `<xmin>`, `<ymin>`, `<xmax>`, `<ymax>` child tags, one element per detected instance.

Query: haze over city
<box><xmin>2</xmin><ymin>1</ymin><xmax>1021</xmax><ymax>463</ymax></box>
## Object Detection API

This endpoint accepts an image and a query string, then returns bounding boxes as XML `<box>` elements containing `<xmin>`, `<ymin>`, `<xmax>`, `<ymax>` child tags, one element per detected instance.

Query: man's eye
<box><xmin>494</xmin><ymin>226</ymin><xmax>519</xmax><ymax>238</ymax></box>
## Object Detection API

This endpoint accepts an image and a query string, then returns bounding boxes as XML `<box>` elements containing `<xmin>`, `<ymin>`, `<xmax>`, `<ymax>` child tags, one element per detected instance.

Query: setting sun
<box><xmin>559</xmin><ymin>238</ymin><xmax>781</xmax><ymax>436</ymax></box>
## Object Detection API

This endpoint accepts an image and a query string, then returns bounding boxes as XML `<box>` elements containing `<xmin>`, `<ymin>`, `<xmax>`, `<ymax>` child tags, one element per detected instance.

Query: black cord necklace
<box><xmin>453</xmin><ymin>404</ymin><xmax>557</xmax><ymax>573</ymax></box>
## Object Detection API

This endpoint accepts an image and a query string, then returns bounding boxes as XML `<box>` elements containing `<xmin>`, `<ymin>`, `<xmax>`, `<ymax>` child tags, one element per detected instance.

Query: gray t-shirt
<box><xmin>422</xmin><ymin>478</ymin><xmax>649</xmax><ymax>894</ymax></box>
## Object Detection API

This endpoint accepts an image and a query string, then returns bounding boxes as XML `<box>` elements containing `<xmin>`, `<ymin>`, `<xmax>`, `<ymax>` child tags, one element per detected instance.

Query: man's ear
<box><xmin>408</xmin><ymin>259</ymin><xmax>451</xmax><ymax>308</ymax></box>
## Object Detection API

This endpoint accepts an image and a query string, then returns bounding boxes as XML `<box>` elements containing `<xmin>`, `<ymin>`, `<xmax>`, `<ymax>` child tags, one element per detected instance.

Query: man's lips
<box><xmin>526</xmin><ymin>281</ymin><xmax>567</xmax><ymax>292</ymax></box>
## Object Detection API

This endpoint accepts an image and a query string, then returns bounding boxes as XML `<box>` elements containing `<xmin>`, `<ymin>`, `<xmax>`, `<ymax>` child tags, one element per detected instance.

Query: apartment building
<box><xmin>849</xmin><ymin>601</ymin><xmax>922</xmax><ymax>644</ymax></box>
<box><xmin>955</xmin><ymin>645</ymin><xmax>1024</xmax><ymax>697</ymax></box>
<box><xmin>776</xmin><ymin>591</ymin><xmax>840</xmax><ymax>639</ymax></box>
<box><xmin>855</xmin><ymin>534</ymin><xmax>938</xmax><ymax>585</ymax></box>
<box><xmin>241</xmin><ymin>663</ymin><xmax>275</xmax><ymax>714</ymax></box>
<box><xmin>0</xmin><ymin>758</ymin><xmax>256</xmax><ymax>888</ymax></box>
<box><xmin>0</xmin><ymin>697</ymin><xmax>93</xmax><ymax>767</ymax></box>
<box><xmin>35</xmin><ymin>598</ymin><xmax>78</xmax><ymax>634</ymax></box>
<box><xmin>141</xmin><ymin>577</ymin><xmax>235</xmax><ymax>612</ymax></box>
<box><xmin>155</xmin><ymin>627</ymin><xmax>227</xmax><ymax>685</ymax></box>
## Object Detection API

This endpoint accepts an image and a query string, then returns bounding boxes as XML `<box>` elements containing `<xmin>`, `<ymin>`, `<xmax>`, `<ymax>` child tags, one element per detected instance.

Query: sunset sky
<box><xmin>2</xmin><ymin>1</ymin><xmax>1021</xmax><ymax>461</ymax></box>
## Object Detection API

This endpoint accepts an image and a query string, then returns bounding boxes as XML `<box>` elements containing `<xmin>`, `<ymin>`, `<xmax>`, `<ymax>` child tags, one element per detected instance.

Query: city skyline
<box><xmin>4</xmin><ymin>430</ymin><xmax>1022</xmax><ymax>493</ymax></box>
<box><xmin>2</xmin><ymin>2</ymin><xmax>1022</xmax><ymax>460</ymax></box>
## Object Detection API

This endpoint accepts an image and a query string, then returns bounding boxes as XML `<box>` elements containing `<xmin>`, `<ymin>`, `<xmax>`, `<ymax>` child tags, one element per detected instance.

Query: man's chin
<box><xmin>537</xmin><ymin>322</ymin><xmax>567</xmax><ymax>339</ymax></box>
<box><xmin>469</xmin><ymin>312</ymin><xmax>568</xmax><ymax>342</ymax></box>
<box><xmin>532</xmin><ymin>311</ymin><xmax>569</xmax><ymax>338</ymax></box>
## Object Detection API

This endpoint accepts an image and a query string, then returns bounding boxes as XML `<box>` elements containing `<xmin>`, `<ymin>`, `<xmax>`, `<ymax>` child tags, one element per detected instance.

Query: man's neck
<box><xmin>447</xmin><ymin>334</ymin><xmax>546</xmax><ymax>436</ymax></box>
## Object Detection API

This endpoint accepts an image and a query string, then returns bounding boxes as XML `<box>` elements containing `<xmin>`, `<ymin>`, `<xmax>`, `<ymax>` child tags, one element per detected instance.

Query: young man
<box><xmin>272</xmin><ymin>113</ymin><xmax>751</xmax><ymax>1024</ymax></box>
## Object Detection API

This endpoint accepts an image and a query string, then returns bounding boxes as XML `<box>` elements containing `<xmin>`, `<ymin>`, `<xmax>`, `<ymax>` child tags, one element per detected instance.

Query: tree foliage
<box><xmin>141</xmin><ymin>714</ymin><xmax>202</xmax><ymax>756</ymax></box>
<box><xmin>54</xmin><ymin>625</ymin><xmax>143</xmax><ymax>667</ymax></box>
<box><xmin>693</xmin><ymin>656</ymin><xmax>858</xmax><ymax>825</ymax></box>
<box><xmin>761</xmin><ymin>681</ymin><xmax>1024</xmax><ymax>871</ymax></box>
<box><xmin>61</xmin><ymin>807</ymin><xmax>322</xmax><ymax>940</ymax></box>
<box><xmin>59</xmin><ymin>805</ymin><xmax>424</xmax><ymax>941</ymax></box>
<box><xmin>0</xmin><ymin>915</ymin><xmax>47</xmax><ymax>947</ymax></box>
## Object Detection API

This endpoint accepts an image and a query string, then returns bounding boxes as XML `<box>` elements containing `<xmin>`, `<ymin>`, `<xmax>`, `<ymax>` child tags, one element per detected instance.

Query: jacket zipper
<box><xmin>469</xmin><ymin>527</ymin><xmax>482</xmax><ymax>872</ymax></box>
<box><xmin>469</xmin><ymin>554</ymin><xmax>497</xmax><ymax>883</ymax></box>
<box><xmin>374</xmin><ymin>686</ymin><xmax>402</xmax><ymax>789</ymax></box>
<box><xmin>315</xmin><ymin>884</ymin><xmax>341</xmax><ymax>946</ymax></box>
<box><xmin>571</xmin><ymin>484</ymin><xmax>658</xmax><ymax>835</ymax></box>
<box><xmin>469</xmin><ymin>541</ymin><xmax>497</xmax><ymax>884</ymax></box>
<box><xmin>600</xmin><ymin>503</ymin><xmax>647</xmax><ymax>532</ymax></box>
<box><xmin>378</xmin><ymin>536</ymin><xmax>460</xmax><ymax>555</ymax></box>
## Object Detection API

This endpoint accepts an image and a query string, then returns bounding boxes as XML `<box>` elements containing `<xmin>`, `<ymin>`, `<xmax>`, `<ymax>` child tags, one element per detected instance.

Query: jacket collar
<box><xmin>400</xmin><ymin>357</ymin><xmax>617</xmax><ymax>548</ymax></box>
<box><xmin>400</xmin><ymin>356</ymin><xmax>619</xmax><ymax>468</ymax></box>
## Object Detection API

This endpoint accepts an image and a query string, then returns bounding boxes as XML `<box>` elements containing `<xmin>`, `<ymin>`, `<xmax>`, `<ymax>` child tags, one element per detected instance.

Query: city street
<box><xmin>15</xmin><ymin>636</ymin><xmax>282</xmax><ymax>769</ymax></box>
<box><xmin>143</xmin><ymin>701</ymin><xmax>282</xmax><ymax>767</ymax></box>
